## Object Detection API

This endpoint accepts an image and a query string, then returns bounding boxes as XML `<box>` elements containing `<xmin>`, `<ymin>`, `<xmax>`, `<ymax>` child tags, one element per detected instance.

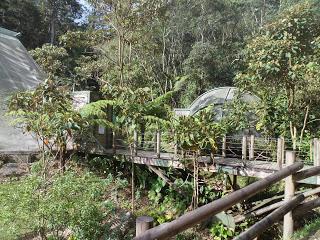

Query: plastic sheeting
<box><xmin>174</xmin><ymin>87</ymin><xmax>259</xmax><ymax>117</ymax></box>
<box><xmin>0</xmin><ymin>29</ymin><xmax>43</xmax><ymax>152</ymax></box>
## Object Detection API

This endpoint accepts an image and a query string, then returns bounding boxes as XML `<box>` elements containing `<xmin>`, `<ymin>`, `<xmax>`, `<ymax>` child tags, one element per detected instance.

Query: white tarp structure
<box><xmin>0</xmin><ymin>27</ymin><xmax>44</xmax><ymax>152</ymax></box>
<box><xmin>174</xmin><ymin>87</ymin><xmax>259</xmax><ymax>117</ymax></box>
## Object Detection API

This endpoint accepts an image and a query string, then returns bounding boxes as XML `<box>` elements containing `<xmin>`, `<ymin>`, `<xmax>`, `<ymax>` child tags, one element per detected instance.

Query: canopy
<box><xmin>0</xmin><ymin>27</ymin><xmax>44</xmax><ymax>152</ymax></box>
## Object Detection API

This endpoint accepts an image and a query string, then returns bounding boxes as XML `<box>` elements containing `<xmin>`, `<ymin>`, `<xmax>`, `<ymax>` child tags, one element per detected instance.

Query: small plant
<box><xmin>147</xmin><ymin>177</ymin><xmax>193</xmax><ymax>224</ymax></box>
<box><xmin>210</xmin><ymin>222</ymin><xmax>235</xmax><ymax>240</ymax></box>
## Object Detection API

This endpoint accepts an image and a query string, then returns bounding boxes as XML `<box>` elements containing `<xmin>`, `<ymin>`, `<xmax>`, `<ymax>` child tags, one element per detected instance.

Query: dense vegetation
<box><xmin>2</xmin><ymin>0</ymin><xmax>320</xmax><ymax>239</ymax></box>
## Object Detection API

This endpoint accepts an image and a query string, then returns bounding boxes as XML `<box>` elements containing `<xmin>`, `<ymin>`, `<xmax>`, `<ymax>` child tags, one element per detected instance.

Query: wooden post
<box><xmin>134</xmin><ymin>162</ymin><xmax>303</xmax><ymax>240</ymax></box>
<box><xmin>174</xmin><ymin>142</ymin><xmax>178</xmax><ymax>157</ymax></box>
<box><xmin>314</xmin><ymin>138</ymin><xmax>320</xmax><ymax>167</ymax></box>
<box><xmin>133</xmin><ymin>130</ymin><xmax>138</xmax><ymax>156</ymax></box>
<box><xmin>232</xmin><ymin>174</ymin><xmax>238</xmax><ymax>191</ymax></box>
<box><xmin>156</xmin><ymin>131</ymin><xmax>161</xmax><ymax>158</ymax></box>
<box><xmin>249</xmin><ymin>135</ymin><xmax>255</xmax><ymax>161</ymax></box>
<box><xmin>242</xmin><ymin>136</ymin><xmax>247</xmax><ymax>160</ymax></box>
<box><xmin>277</xmin><ymin>137</ymin><xmax>284</xmax><ymax>169</ymax></box>
<box><xmin>222</xmin><ymin>136</ymin><xmax>226</xmax><ymax>158</ymax></box>
<box><xmin>136</xmin><ymin>216</ymin><xmax>154</xmax><ymax>237</ymax></box>
<box><xmin>112</xmin><ymin>131</ymin><xmax>116</xmax><ymax>154</ymax></box>
<box><xmin>283</xmin><ymin>151</ymin><xmax>296</xmax><ymax>240</ymax></box>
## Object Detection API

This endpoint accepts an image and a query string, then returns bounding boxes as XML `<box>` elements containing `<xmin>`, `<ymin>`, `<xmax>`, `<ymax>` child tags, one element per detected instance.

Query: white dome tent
<box><xmin>174</xmin><ymin>87</ymin><xmax>259</xmax><ymax>117</ymax></box>
<box><xmin>0</xmin><ymin>27</ymin><xmax>44</xmax><ymax>152</ymax></box>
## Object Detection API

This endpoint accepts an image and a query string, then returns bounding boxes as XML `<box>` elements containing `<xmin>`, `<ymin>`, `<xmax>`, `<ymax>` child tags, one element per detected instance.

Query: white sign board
<box><xmin>72</xmin><ymin>91</ymin><xmax>91</xmax><ymax>110</ymax></box>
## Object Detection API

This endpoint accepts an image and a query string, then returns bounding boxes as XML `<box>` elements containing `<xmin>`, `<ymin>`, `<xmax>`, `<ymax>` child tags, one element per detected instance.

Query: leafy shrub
<box><xmin>210</xmin><ymin>223</ymin><xmax>235</xmax><ymax>240</ymax></box>
<box><xmin>147</xmin><ymin>177</ymin><xmax>193</xmax><ymax>224</ymax></box>
<box><xmin>0</xmin><ymin>170</ymin><xmax>126</xmax><ymax>240</ymax></box>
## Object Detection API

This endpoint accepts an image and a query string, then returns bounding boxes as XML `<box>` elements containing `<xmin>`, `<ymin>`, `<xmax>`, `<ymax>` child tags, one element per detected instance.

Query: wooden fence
<box><xmin>112</xmin><ymin>130</ymin><xmax>320</xmax><ymax>167</ymax></box>
<box><xmin>134</xmin><ymin>151</ymin><xmax>320</xmax><ymax>240</ymax></box>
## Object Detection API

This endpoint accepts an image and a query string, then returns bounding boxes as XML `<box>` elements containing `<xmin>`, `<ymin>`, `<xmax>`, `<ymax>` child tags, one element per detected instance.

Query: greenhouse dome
<box><xmin>0</xmin><ymin>27</ymin><xmax>44</xmax><ymax>152</ymax></box>
<box><xmin>174</xmin><ymin>87</ymin><xmax>259</xmax><ymax>117</ymax></box>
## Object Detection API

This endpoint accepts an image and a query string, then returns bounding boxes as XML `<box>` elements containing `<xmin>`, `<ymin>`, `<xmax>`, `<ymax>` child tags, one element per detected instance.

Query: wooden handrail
<box><xmin>234</xmin><ymin>194</ymin><xmax>305</xmax><ymax>240</ymax></box>
<box><xmin>134</xmin><ymin>162</ymin><xmax>303</xmax><ymax>240</ymax></box>
<box><xmin>293</xmin><ymin>166</ymin><xmax>320</xmax><ymax>181</ymax></box>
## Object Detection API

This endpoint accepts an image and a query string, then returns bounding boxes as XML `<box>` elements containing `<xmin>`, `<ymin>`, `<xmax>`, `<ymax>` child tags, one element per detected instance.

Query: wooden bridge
<box><xmin>95</xmin><ymin>131</ymin><xmax>320</xmax><ymax>184</ymax></box>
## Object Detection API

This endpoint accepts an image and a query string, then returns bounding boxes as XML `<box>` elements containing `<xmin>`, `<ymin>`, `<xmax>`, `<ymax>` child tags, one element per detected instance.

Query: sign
<box><xmin>72</xmin><ymin>91</ymin><xmax>90</xmax><ymax>110</ymax></box>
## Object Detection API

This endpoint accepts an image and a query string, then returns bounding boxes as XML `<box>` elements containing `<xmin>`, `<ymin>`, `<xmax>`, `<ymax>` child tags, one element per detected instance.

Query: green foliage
<box><xmin>236</xmin><ymin>0</ymin><xmax>320</xmax><ymax>144</ymax></box>
<box><xmin>30</xmin><ymin>44</ymin><xmax>69</xmax><ymax>78</ymax></box>
<box><xmin>8</xmin><ymin>80</ymin><xmax>87</xmax><ymax>170</ymax></box>
<box><xmin>0</xmin><ymin>0</ymin><xmax>47</xmax><ymax>49</ymax></box>
<box><xmin>0</xmin><ymin>170</ymin><xmax>122</xmax><ymax>240</ymax></box>
<box><xmin>210</xmin><ymin>222</ymin><xmax>235</xmax><ymax>240</ymax></box>
<box><xmin>147</xmin><ymin>177</ymin><xmax>193</xmax><ymax>224</ymax></box>
<box><xmin>173</xmin><ymin>106</ymin><xmax>226</xmax><ymax>152</ymax></box>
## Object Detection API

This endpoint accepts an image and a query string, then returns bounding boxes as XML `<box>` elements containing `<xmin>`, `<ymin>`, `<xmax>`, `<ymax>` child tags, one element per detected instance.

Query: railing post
<box><xmin>112</xmin><ymin>131</ymin><xmax>116</xmax><ymax>154</ymax></box>
<box><xmin>277</xmin><ymin>137</ymin><xmax>285</xmax><ymax>169</ymax></box>
<box><xmin>283</xmin><ymin>151</ymin><xmax>296</xmax><ymax>240</ymax></box>
<box><xmin>313</xmin><ymin>138</ymin><xmax>320</xmax><ymax>167</ymax></box>
<box><xmin>133</xmin><ymin>130</ymin><xmax>138</xmax><ymax>156</ymax></box>
<box><xmin>156</xmin><ymin>131</ymin><xmax>161</xmax><ymax>158</ymax></box>
<box><xmin>222</xmin><ymin>136</ymin><xmax>226</xmax><ymax>159</ymax></box>
<box><xmin>136</xmin><ymin>216</ymin><xmax>154</xmax><ymax>237</ymax></box>
<box><xmin>174</xmin><ymin>141</ymin><xmax>178</xmax><ymax>158</ymax></box>
<box><xmin>242</xmin><ymin>136</ymin><xmax>247</xmax><ymax>160</ymax></box>
<box><xmin>249</xmin><ymin>135</ymin><xmax>255</xmax><ymax>160</ymax></box>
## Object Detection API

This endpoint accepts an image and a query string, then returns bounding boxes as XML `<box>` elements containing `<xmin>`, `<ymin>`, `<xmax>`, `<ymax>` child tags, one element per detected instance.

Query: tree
<box><xmin>0</xmin><ymin>0</ymin><xmax>47</xmax><ymax>49</ymax></box>
<box><xmin>37</xmin><ymin>0</ymin><xmax>83</xmax><ymax>44</ymax></box>
<box><xmin>236</xmin><ymin>1</ymin><xmax>320</xmax><ymax>148</ymax></box>
<box><xmin>30</xmin><ymin>44</ymin><xmax>69</xmax><ymax>79</ymax></box>
<box><xmin>8</xmin><ymin>79</ymin><xmax>87</xmax><ymax>173</ymax></box>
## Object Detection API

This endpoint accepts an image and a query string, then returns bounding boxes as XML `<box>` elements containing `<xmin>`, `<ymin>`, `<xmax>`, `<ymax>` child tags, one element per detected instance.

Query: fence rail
<box><xmin>111</xmin><ymin>131</ymin><xmax>319</xmax><ymax>167</ymax></box>
<box><xmin>134</xmin><ymin>151</ymin><xmax>320</xmax><ymax>240</ymax></box>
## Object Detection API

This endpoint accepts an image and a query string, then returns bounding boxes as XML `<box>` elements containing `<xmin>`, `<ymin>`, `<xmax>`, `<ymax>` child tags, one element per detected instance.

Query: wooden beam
<box><xmin>242</xmin><ymin>136</ymin><xmax>247</xmax><ymax>160</ymax></box>
<box><xmin>134</xmin><ymin>130</ymin><xmax>138</xmax><ymax>156</ymax></box>
<box><xmin>234</xmin><ymin>187</ymin><xmax>320</xmax><ymax>223</ymax></box>
<box><xmin>277</xmin><ymin>137</ymin><xmax>284</xmax><ymax>169</ymax></box>
<box><xmin>294</xmin><ymin>166</ymin><xmax>320</xmax><ymax>181</ymax></box>
<box><xmin>156</xmin><ymin>131</ymin><xmax>161</xmax><ymax>158</ymax></box>
<box><xmin>222</xmin><ymin>136</ymin><xmax>226</xmax><ymax>158</ymax></box>
<box><xmin>283</xmin><ymin>151</ymin><xmax>296</xmax><ymax>240</ymax></box>
<box><xmin>249</xmin><ymin>135</ymin><xmax>255</xmax><ymax>160</ymax></box>
<box><xmin>234</xmin><ymin>195</ymin><xmax>304</xmax><ymax>240</ymax></box>
<box><xmin>133</xmin><ymin>162</ymin><xmax>303</xmax><ymax>240</ymax></box>
<box><xmin>314</xmin><ymin>138</ymin><xmax>320</xmax><ymax>167</ymax></box>
<box><xmin>136</xmin><ymin>216</ymin><xmax>154</xmax><ymax>237</ymax></box>
<box><xmin>293</xmin><ymin>197</ymin><xmax>320</xmax><ymax>216</ymax></box>
<box><xmin>112</xmin><ymin>131</ymin><xmax>116</xmax><ymax>154</ymax></box>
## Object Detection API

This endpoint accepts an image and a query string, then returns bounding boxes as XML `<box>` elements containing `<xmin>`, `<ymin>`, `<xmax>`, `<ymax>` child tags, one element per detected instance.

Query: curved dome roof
<box><xmin>174</xmin><ymin>87</ymin><xmax>259</xmax><ymax>116</ymax></box>
<box><xmin>0</xmin><ymin>28</ymin><xmax>44</xmax><ymax>152</ymax></box>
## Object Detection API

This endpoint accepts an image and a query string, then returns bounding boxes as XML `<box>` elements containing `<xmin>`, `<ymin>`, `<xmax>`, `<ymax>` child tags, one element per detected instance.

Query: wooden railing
<box><xmin>134</xmin><ymin>151</ymin><xmax>320</xmax><ymax>240</ymax></box>
<box><xmin>111</xmin><ymin>130</ymin><xmax>320</xmax><ymax>167</ymax></box>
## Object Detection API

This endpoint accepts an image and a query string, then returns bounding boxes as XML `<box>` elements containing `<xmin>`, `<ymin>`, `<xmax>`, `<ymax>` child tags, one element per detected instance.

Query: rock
<box><xmin>0</xmin><ymin>162</ymin><xmax>29</xmax><ymax>178</ymax></box>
